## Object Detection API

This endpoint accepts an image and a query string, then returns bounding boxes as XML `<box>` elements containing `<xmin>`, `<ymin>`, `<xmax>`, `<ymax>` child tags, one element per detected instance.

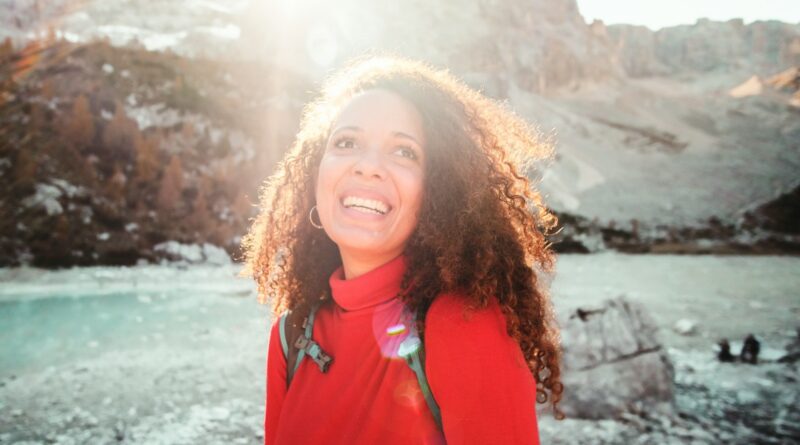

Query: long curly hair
<box><xmin>240</xmin><ymin>54</ymin><xmax>565</xmax><ymax>420</ymax></box>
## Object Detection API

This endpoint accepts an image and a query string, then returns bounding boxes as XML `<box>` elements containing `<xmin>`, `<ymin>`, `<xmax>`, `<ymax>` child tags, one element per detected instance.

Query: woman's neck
<box><xmin>339</xmin><ymin>248</ymin><xmax>404</xmax><ymax>280</ymax></box>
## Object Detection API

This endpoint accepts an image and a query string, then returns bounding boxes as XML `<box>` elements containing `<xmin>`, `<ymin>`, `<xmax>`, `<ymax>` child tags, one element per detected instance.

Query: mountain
<box><xmin>0</xmin><ymin>38</ymin><xmax>311</xmax><ymax>266</ymax></box>
<box><xmin>1</xmin><ymin>0</ymin><xmax>798</xmax><ymax>267</ymax></box>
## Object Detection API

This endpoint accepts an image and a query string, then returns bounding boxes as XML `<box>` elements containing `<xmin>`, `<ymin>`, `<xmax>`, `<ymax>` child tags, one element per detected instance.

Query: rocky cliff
<box><xmin>1</xmin><ymin>0</ymin><xmax>798</xmax><ymax>267</ymax></box>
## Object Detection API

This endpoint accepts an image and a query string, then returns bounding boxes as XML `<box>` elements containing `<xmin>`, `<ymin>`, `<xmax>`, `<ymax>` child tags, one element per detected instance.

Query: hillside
<box><xmin>0</xmin><ymin>38</ymin><xmax>310</xmax><ymax>266</ymax></box>
<box><xmin>1</xmin><ymin>0</ymin><xmax>799</xmax><ymax>267</ymax></box>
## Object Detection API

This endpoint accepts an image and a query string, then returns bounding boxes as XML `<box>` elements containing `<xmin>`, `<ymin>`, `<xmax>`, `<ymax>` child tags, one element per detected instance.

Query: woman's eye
<box><xmin>394</xmin><ymin>146</ymin><xmax>418</xmax><ymax>160</ymax></box>
<box><xmin>334</xmin><ymin>137</ymin><xmax>356</xmax><ymax>149</ymax></box>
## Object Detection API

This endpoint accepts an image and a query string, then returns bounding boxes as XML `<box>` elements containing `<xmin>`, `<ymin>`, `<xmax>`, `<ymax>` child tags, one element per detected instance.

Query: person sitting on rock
<box><xmin>717</xmin><ymin>338</ymin><xmax>735</xmax><ymax>362</ymax></box>
<box><xmin>740</xmin><ymin>334</ymin><xmax>760</xmax><ymax>364</ymax></box>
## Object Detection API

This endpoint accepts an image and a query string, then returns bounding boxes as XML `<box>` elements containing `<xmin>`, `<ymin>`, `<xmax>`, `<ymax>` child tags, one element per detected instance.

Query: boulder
<box><xmin>557</xmin><ymin>296</ymin><xmax>676</xmax><ymax>419</ymax></box>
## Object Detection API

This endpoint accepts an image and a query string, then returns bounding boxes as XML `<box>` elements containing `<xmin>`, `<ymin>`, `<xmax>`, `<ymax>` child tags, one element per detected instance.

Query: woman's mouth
<box><xmin>341</xmin><ymin>195</ymin><xmax>391</xmax><ymax>215</ymax></box>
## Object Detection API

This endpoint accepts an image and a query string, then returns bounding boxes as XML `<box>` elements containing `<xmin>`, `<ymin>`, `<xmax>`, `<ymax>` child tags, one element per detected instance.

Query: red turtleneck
<box><xmin>264</xmin><ymin>255</ymin><xmax>540</xmax><ymax>444</ymax></box>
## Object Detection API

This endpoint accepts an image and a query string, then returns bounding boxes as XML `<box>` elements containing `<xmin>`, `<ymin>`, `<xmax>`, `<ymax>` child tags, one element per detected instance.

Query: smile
<box><xmin>342</xmin><ymin>196</ymin><xmax>391</xmax><ymax>215</ymax></box>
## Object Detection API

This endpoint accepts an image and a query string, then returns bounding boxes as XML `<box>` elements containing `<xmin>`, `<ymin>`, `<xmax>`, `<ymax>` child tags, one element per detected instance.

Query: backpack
<box><xmin>277</xmin><ymin>301</ymin><xmax>443</xmax><ymax>430</ymax></box>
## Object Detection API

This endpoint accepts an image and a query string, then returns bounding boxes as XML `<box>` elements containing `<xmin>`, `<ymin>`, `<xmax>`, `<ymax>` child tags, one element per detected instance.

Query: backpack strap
<box><xmin>279</xmin><ymin>302</ymin><xmax>333</xmax><ymax>387</ymax></box>
<box><xmin>279</xmin><ymin>302</ymin><xmax>441</xmax><ymax>430</ymax></box>
<box><xmin>278</xmin><ymin>313</ymin><xmax>290</xmax><ymax>357</ymax></box>
<box><xmin>398</xmin><ymin>310</ymin><xmax>443</xmax><ymax>430</ymax></box>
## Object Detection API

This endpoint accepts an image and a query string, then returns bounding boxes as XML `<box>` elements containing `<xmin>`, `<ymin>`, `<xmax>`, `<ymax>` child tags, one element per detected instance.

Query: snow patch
<box><xmin>125</xmin><ymin>103</ymin><xmax>182</xmax><ymax>130</ymax></box>
<box><xmin>81</xmin><ymin>206</ymin><xmax>93</xmax><ymax>224</ymax></box>
<box><xmin>673</xmin><ymin>318</ymin><xmax>697</xmax><ymax>336</ymax></box>
<box><xmin>21</xmin><ymin>184</ymin><xmax>63</xmax><ymax>216</ymax></box>
<box><xmin>153</xmin><ymin>242</ymin><xmax>231</xmax><ymax>265</ymax></box>
<box><xmin>50</xmin><ymin>178</ymin><xmax>85</xmax><ymax>198</ymax></box>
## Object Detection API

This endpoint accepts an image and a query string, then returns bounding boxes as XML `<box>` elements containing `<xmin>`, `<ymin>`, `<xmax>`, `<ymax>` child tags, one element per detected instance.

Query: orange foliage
<box><xmin>102</xmin><ymin>102</ymin><xmax>139</xmax><ymax>153</ymax></box>
<box><xmin>134</xmin><ymin>133</ymin><xmax>160</xmax><ymax>183</ymax></box>
<box><xmin>157</xmin><ymin>155</ymin><xmax>184</xmax><ymax>211</ymax></box>
<box><xmin>189</xmin><ymin>178</ymin><xmax>211</xmax><ymax>232</ymax></box>
<box><xmin>107</xmin><ymin>164</ymin><xmax>128</xmax><ymax>203</ymax></box>
<box><xmin>62</xmin><ymin>95</ymin><xmax>95</xmax><ymax>148</ymax></box>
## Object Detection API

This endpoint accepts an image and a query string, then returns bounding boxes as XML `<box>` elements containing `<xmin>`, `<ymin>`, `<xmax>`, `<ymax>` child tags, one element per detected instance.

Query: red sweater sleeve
<box><xmin>425</xmin><ymin>293</ymin><xmax>540</xmax><ymax>444</ymax></box>
<box><xmin>265</xmin><ymin>318</ymin><xmax>287</xmax><ymax>445</ymax></box>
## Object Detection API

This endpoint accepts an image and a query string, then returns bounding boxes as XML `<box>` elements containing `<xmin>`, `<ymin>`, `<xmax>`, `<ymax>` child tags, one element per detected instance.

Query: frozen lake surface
<box><xmin>0</xmin><ymin>254</ymin><xmax>798</xmax><ymax>444</ymax></box>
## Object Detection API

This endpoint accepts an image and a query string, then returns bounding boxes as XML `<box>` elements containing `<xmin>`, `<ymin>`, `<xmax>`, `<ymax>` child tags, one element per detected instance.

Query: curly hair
<box><xmin>240</xmin><ymin>54</ymin><xmax>565</xmax><ymax>420</ymax></box>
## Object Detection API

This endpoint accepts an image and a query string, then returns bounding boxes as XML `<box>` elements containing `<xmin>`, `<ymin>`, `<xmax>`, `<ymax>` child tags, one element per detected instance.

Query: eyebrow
<box><xmin>331</xmin><ymin>126</ymin><xmax>423</xmax><ymax>146</ymax></box>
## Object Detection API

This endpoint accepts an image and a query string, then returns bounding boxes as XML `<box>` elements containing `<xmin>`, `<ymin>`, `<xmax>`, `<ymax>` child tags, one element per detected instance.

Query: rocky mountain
<box><xmin>607</xmin><ymin>18</ymin><xmax>800</xmax><ymax>78</ymax></box>
<box><xmin>1</xmin><ymin>0</ymin><xmax>798</xmax><ymax>267</ymax></box>
<box><xmin>0</xmin><ymin>38</ymin><xmax>310</xmax><ymax>267</ymax></box>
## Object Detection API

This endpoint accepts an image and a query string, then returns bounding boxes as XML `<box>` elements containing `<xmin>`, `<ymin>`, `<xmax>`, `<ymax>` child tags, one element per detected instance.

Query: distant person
<box><xmin>740</xmin><ymin>334</ymin><xmax>760</xmax><ymax>364</ymax></box>
<box><xmin>717</xmin><ymin>338</ymin><xmax>735</xmax><ymax>362</ymax></box>
<box><xmin>241</xmin><ymin>55</ymin><xmax>564</xmax><ymax>444</ymax></box>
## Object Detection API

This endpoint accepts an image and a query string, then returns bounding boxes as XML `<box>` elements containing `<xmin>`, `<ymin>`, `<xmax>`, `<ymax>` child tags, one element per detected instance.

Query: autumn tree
<box><xmin>231</xmin><ymin>190</ymin><xmax>253</xmax><ymax>222</ymax></box>
<box><xmin>189</xmin><ymin>177</ymin><xmax>212</xmax><ymax>234</ymax></box>
<box><xmin>215</xmin><ymin>135</ymin><xmax>232</xmax><ymax>157</ymax></box>
<box><xmin>40</xmin><ymin>78</ymin><xmax>54</xmax><ymax>100</ymax></box>
<box><xmin>102</xmin><ymin>102</ymin><xmax>139</xmax><ymax>155</ymax></box>
<box><xmin>196</xmin><ymin>127</ymin><xmax>213</xmax><ymax>155</ymax></box>
<box><xmin>107</xmin><ymin>163</ymin><xmax>127</xmax><ymax>204</ymax></box>
<box><xmin>157</xmin><ymin>155</ymin><xmax>184</xmax><ymax>212</ymax></box>
<box><xmin>181</xmin><ymin>122</ymin><xmax>196</xmax><ymax>141</ymax></box>
<box><xmin>62</xmin><ymin>94</ymin><xmax>94</xmax><ymax>148</ymax></box>
<box><xmin>0</xmin><ymin>37</ymin><xmax>12</xmax><ymax>61</ymax></box>
<box><xmin>28</xmin><ymin>102</ymin><xmax>46</xmax><ymax>130</ymax></box>
<box><xmin>12</xmin><ymin>148</ymin><xmax>38</xmax><ymax>189</ymax></box>
<box><xmin>134</xmin><ymin>132</ymin><xmax>160</xmax><ymax>184</ymax></box>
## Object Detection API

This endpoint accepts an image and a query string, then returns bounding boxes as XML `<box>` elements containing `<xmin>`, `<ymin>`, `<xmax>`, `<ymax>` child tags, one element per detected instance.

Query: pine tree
<box><xmin>0</xmin><ymin>37</ymin><xmax>12</xmax><ymax>61</ymax></box>
<box><xmin>62</xmin><ymin>95</ymin><xmax>94</xmax><ymax>148</ymax></box>
<box><xmin>13</xmin><ymin>148</ymin><xmax>38</xmax><ymax>189</ymax></box>
<box><xmin>107</xmin><ymin>163</ymin><xmax>127</xmax><ymax>204</ymax></box>
<box><xmin>134</xmin><ymin>133</ymin><xmax>159</xmax><ymax>184</ymax></box>
<box><xmin>181</xmin><ymin>122</ymin><xmax>195</xmax><ymax>142</ymax></box>
<box><xmin>231</xmin><ymin>190</ymin><xmax>253</xmax><ymax>222</ymax></box>
<box><xmin>28</xmin><ymin>102</ymin><xmax>46</xmax><ymax>130</ymax></box>
<box><xmin>157</xmin><ymin>155</ymin><xmax>184</xmax><ymax>211</ymax></box>
<box><xmin>189</xmin><ymin>178</ymin><xmax>211</xmax><ymax>234</ymax></box>
<box><xmin>102</xmin><ymin>102</ymin><xmax>138</xmax><ymax>154</ymax></box>
<box><xmin>40</xmin><ymin>78</ymin><xmax>54</xmax><ymax>100</ymax></box>
<box><xmin>216</xmin><ymin>135</ymin><xmax>232</xmax><ymax>157</ymax></box>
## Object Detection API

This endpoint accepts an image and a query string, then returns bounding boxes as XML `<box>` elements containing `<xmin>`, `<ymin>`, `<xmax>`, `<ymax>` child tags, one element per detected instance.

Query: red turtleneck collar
<box><xmin>328</xmin><ymin>254</ymin><xmax>407</xmax><ymax>311</ymax></box>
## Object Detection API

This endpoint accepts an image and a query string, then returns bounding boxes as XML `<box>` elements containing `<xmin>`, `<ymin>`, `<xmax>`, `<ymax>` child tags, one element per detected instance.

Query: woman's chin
<box><xmin>327</xmin><ymin>226</ymin><xmax>402</xmax><ymax>257</ymax></box>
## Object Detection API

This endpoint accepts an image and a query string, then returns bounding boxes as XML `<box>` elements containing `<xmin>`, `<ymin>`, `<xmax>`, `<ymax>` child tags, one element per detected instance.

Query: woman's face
<box><xmin>315</xmin><ymin>89</ymin><xmax>426</xmax><ymax>274</ymax></box>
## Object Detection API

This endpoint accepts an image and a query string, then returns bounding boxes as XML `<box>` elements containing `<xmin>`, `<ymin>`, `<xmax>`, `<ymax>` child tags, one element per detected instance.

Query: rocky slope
<box><xmin>1</xmin><ymin>0</ymin><xmax>799</xmax><ymax>266</ymax></box>
<box><xmin>0</xmin><ymin>38</ymin><xmax>311</xmax><ymax>267</ymax></box>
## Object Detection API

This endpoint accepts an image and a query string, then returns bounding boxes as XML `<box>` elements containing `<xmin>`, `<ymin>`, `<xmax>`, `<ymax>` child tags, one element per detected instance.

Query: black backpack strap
<box><xmin>398</xmin><ymin>308</ymin><xmax>443</xmax><ymax>430</ymax></box>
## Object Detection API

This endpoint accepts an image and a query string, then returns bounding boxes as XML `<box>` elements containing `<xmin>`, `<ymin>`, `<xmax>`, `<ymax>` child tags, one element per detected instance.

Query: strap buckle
<box><xmin>294</xmin><ymin>335</ymin><xmax>333</xmax><ymax>373</ymax></box>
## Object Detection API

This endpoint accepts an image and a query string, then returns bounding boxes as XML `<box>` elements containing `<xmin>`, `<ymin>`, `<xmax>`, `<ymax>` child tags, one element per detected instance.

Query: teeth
<box><xmin>343</xmin><ymin>196</ymin><xmax>389</xmax><ymax>215</ymax></box>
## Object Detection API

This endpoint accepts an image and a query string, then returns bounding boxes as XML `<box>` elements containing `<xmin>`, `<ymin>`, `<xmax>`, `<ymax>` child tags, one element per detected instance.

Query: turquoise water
<box><xmin>0</xmin><ymin>286</ymin><xmax>261</xmax><ymax>377</ymax></box>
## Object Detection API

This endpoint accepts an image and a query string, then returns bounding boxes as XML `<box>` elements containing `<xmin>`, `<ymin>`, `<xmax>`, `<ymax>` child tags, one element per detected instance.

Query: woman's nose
<box><xmin>353</xmin><ymin>148</ymin><xmax>386</xmax><ymax>180</ymax></box>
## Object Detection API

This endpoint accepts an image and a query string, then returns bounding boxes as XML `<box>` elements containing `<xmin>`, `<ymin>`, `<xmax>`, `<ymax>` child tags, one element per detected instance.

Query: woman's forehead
<box><xmin>331</xmin><ymin>89</ymin><xmax>426</xmax><ymax>143</ymax></box>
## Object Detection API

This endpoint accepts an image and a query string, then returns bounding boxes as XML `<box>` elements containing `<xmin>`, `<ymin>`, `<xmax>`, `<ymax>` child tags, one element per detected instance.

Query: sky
<box><xmin>576</xmin><ymin>0</ymin><xmax>800</xmax><ymax>30</ymax></box>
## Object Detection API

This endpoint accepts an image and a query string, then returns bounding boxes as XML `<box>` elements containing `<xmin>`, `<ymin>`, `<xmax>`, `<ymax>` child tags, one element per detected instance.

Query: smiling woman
<box><xmin>240</xmin><ymin>55</ymin><xmax>564</xmax><ymax>444</ymax></box>
<box><xmin>316</xmin><ymin>89</ymin><xmax>426</xmax><ymax>279</ymax></box>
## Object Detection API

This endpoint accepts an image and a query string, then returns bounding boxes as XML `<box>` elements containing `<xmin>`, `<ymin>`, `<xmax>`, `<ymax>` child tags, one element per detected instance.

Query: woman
<box><xmin>241</xmin><ymin>55</ymin><xmax>564</xmax><ymax>444</ymax></box>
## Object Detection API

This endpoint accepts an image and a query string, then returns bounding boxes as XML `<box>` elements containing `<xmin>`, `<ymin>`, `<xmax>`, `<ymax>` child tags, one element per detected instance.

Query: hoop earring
<box><xmin>309</xmin><ymin>205</ymin><xmax>323</xmax><ymax>229</ymax></box>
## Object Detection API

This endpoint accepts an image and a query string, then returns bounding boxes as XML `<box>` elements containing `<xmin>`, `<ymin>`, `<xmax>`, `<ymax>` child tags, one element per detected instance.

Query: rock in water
<box><xmin>673</xmin><ymin>318</ymin><xmax>698</xmax><ymax>336</ymax></box>
<box><xmin>557</xmin><ymin>295</ymin><xmax>675</xmax><ymax>419</ymax></box>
